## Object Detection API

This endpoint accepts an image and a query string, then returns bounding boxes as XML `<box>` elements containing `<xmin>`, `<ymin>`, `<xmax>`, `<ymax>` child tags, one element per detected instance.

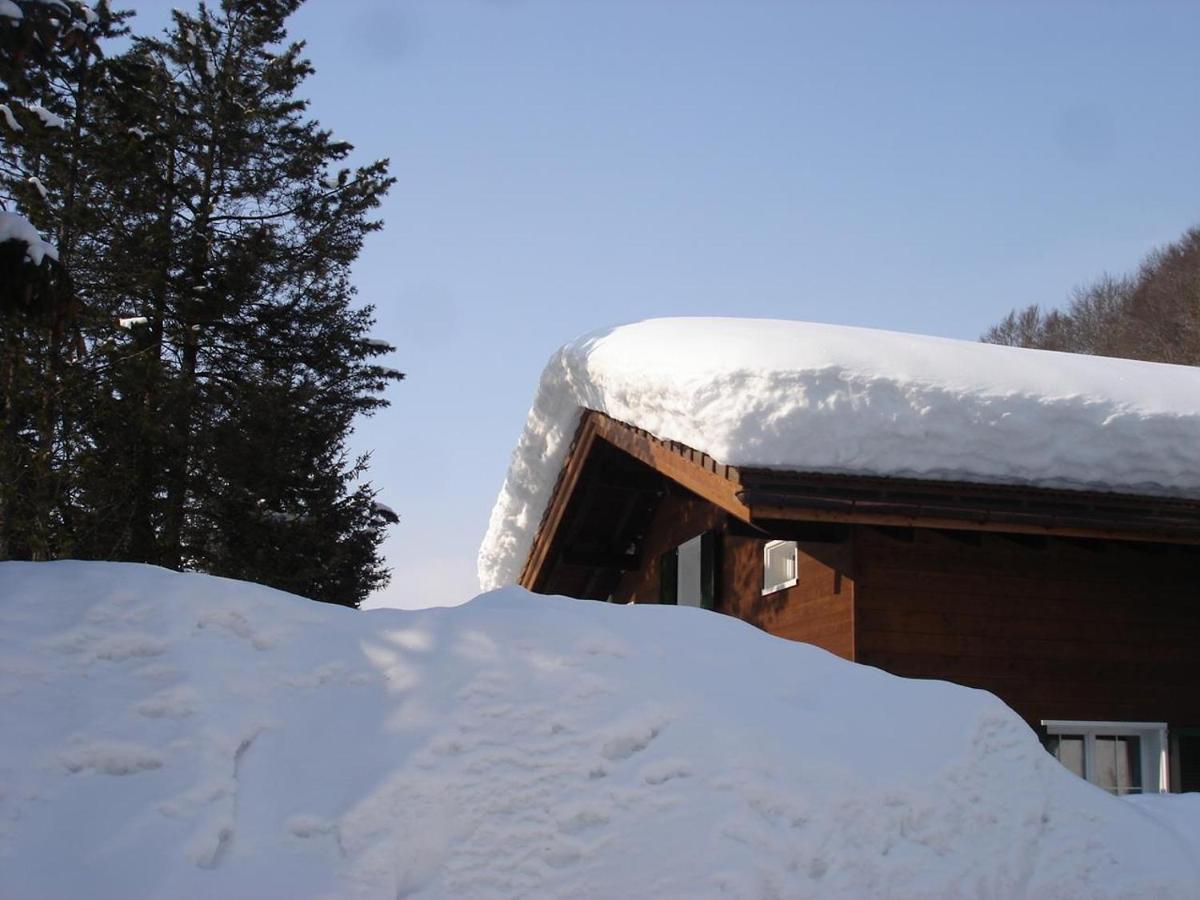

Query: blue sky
<box><xmin>129</xmin><ymin>1</ymin><xmax>1200</xmax><ymax>607</ymax></box>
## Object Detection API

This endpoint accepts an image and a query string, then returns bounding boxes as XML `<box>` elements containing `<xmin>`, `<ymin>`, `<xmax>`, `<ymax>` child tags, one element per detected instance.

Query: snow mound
<box><xmin>478</xmin><ymin>317</ymin><xmax>1200</xmax><ymax>589</ymax></box>
<box><xmin>2</xmin><ymin>561</ymin><xmax>1199</xmax><ymax>898</ymax></box>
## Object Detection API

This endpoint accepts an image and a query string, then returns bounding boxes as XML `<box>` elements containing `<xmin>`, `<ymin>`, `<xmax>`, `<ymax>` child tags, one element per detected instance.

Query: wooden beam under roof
<box><xmin>519</xmin><ymin>411</ymin><xmax>1200</xmax><ymax>592</ymax></box>
<box><xmin>738</xmin><ymin>471</ymin><xmax>1200</xmax><ymax>545</ymax></box>
<box><xmin>588</xmin><ymin>413</ymin><xmax>752</xmax><ymax>523</ymax></box>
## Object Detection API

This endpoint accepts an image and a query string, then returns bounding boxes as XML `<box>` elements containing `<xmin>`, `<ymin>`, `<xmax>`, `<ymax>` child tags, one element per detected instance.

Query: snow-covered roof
<box><xmin>479</xmin><ymin>317</ymin><xmax>1200</xmax><ymax>589</ymax></box>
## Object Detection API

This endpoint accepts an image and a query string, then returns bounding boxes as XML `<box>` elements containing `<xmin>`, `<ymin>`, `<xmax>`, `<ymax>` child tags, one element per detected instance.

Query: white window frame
<box><xmin>762</xmin><ymin>540</ymin><xmax>799</xmax><ymax>595</ymax></box>
<box><xmin>1042</xmin><ymin>720</ymin><xmax>1169</xmax><ymax>794</ymax></box>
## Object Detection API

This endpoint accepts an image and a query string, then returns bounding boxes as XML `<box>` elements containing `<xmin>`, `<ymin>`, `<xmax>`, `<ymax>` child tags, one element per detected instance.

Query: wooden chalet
<box><xmin>520</xmin><ymin>408</ymin><xmax>1200</xmax><ymax>796</ymax></box>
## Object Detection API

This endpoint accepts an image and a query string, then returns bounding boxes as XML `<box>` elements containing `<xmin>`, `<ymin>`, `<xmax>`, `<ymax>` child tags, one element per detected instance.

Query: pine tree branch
<box><xmin>206</xmin><ymin>175</ymin><xmax>378</xmax><ymax>224</ymax></box>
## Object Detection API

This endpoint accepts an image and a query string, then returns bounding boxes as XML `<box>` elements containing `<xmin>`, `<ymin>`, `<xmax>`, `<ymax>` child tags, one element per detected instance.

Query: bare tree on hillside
<box><xmin>983</xmin><ymin>226</ymin><xmax>1200</xmax><ymax>365</ymax></box>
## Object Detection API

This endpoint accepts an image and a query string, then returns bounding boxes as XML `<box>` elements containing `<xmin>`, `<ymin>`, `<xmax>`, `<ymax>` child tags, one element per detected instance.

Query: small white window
<box><xmin>1043</xmin><ymin>720</ymin><xmax>1168</xmax><ymax>794</ymax></box>
<box><xmin>762</xmin><ymin>540</ymin><xmax>799</xmax><ymax>595</ymax></box>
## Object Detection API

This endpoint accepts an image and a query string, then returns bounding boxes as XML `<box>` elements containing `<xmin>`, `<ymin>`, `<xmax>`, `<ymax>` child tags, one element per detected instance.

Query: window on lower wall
<box><xmin>1043</xmin><ymin>720</ymin><xmax>1168</xmax><ymax>794</ymax></box>
<box><xmin>1173</xmin><ymin>729</ymin><xmax>1200</xmax><ymax>793</ymax></box>
<box><xmin>659</xmin><ymin>532</ymin><xmax>717</xmax><ymax>609</ymax></box>
<box><xmin>762</xmin><ymin>540</ymin><xmax>798</xmax><ymax>595</ymax></box>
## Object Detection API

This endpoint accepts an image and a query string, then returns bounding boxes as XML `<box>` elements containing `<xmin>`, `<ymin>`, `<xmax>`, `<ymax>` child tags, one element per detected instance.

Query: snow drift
<box><xmin>2</xmin><ymin>561</ymin><xmax>1199</xmax><ymax>898</ymax></box>
<box><xmin>478</xmin><ymin>318</ymin><xmax>1200</xmax><ymax>589</ymax></box>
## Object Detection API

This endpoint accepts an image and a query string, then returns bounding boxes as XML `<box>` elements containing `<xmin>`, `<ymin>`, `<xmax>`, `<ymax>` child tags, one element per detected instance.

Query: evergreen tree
<box><xmin>0</xmin><ymin>0</ymin><xmax>125</xmax><ymax>559</ymax></box>
<box><xmin>3</xmin><ymin>0</ymin><xmax>401</xmax><ymax>607</ymax></box>
<box><xmin>86</xmin><ymin>0</ymin><xmax>400</xmax><ymax>604</ymax></box>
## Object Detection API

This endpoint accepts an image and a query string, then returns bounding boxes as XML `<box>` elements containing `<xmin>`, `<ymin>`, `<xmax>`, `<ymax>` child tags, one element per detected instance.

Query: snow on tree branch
<box><xmin>0</xmin><ymin>104</ymin><xmax>21</xmax><ymax>131</ymax></box>
<box><xmin>0</xmin><ymin>209</ymin><xmax>58</xmax><ymax>264</ymax></box>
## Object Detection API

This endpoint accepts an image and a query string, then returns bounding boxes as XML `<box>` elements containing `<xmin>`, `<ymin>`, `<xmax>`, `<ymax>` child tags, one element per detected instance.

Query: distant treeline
<box><xmin>983</xmin><ymin>226</ymin><xmax>1200</xmax><ymax>366</ymax></box>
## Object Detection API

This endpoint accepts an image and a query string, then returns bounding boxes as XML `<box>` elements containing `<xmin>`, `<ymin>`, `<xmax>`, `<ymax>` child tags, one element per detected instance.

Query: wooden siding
<box><xmin>610</xmin><ymin>490</ymin><xmax>857</xmax><ymax>660</ymax></box>
<box><xmin>722</xmin><ymin>535</ymin><xmax>855</xmax><ymax>660</ymax></box>
<box><xmin>519</xmin><ymin>413</ymin><xmax>1200</xmax><ymax>757</ymax></box>
<box><xmin>610</xmin><ymin>491</ymin><xmax>724</xmax><ymax>605</ymax></box>
<box><xmin>853</xmin><ymin>527</ymin><xmax>1200</xmax><ymax>728</ymax></box>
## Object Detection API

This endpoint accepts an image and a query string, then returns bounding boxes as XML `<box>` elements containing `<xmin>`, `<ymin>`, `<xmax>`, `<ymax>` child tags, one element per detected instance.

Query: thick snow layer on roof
<box><xmin>3</xmin><ymin>561</ymin><xmax>1200</xmax><ymax>898</ymax></box>
<box><xmin>479</xmin><ymin>317</ymin><xmax>1200</xmax><ymax>589</ymax></box>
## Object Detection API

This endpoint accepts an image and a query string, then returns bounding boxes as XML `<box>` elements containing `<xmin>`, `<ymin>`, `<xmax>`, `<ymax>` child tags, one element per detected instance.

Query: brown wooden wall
<box><xmin>610</xmin><ymin>489</ymin><xmax>857</xmax><ymax>660</ymax></box>
<box><xmin>603</xmin><ymin>480</ymin><xmax>1200</xmax><ymax>733</ymax></box>
<box><xmin>721</xmin><ymin>534</ymin><xmax>855</xmax><ymax>660</ymax></box>
<box><xmin>852</xmin><ymin>527</ymin><xmax>1200</xmax><ymax>729</ymax></box>
<box><xmin>610</xmin><ymin>490</ymin><xmax>724</xmax><ymax>605</ymax></box>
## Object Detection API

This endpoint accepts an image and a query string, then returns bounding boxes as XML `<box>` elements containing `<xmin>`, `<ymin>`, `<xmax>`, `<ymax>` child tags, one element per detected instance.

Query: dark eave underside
<box><xmin>739</xmin><ymin>468</ymin><xmax>1200</xmax><ymax>543</ymax></box>
<box><xmin>523</xmin><ymin>411</ymin><xmax>1200</xmax><ymax>596</ymax></box>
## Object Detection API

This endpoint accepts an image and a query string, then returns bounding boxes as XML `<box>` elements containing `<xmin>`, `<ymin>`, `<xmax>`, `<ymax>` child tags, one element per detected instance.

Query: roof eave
<box><xmin>520</xmin><ymin>413</ymin><xmax>1200</xmax><ymax>590</ymax></box>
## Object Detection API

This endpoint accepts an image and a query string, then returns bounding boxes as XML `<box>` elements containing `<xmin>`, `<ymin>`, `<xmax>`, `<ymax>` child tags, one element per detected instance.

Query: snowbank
<box><xmin>2</xmin><ymin>561</ymin><xmax>1199</xmax><ymax>898</ymax></box>
<box><xmin>478</xmin><ymin>318</ymin><xmax>1200</xmax><ymax>589</ymax></box>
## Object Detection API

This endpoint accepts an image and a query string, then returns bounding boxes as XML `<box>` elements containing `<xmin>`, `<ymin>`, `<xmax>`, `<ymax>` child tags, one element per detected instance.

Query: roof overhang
<box><xmin>521</xmin><ymin>410</ymin><xmax>1200</xmax><ymax>594</ymax></box>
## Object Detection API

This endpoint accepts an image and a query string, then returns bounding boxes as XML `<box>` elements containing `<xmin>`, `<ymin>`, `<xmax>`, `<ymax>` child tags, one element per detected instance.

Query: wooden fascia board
<box><xmin>747</xmin><ymin>501</ymin><xmax>1200</xmax><ymax>546</ymax></box>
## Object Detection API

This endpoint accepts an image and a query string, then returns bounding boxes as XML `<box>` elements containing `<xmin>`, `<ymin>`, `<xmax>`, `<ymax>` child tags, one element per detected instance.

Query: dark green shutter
<box><xmin>659</xmin><ymin>548</ymin><xmax>678</xmax><ymax>604</ymax></box>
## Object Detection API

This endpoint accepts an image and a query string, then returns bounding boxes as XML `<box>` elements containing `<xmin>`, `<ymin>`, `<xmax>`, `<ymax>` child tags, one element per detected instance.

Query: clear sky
<box><xmin>128</xmin><ymin>0</ymin><xmax>1200</xmax><ymax>608</ymax></box>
